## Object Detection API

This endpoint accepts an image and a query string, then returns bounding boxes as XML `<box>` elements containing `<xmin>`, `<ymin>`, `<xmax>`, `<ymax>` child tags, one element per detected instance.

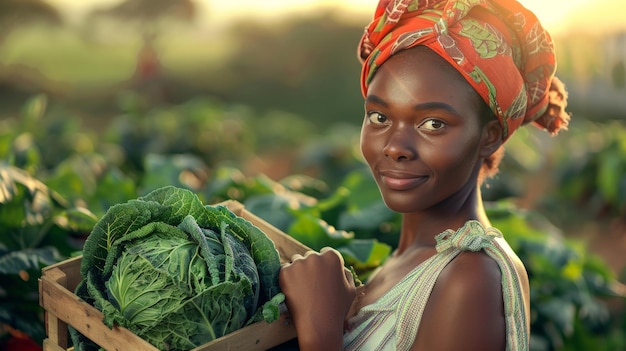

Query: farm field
<box><xmin>1</xmin><ymin>4</ymin><xmax>625</xmax><ymax>350</ymax></box>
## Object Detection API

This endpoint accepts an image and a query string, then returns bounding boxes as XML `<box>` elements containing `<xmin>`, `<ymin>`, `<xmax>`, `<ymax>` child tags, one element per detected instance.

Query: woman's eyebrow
<box><xmin>412</xmin><ymin>101</ymin><xmax>459</xmax><ymax>114</ymax></box>
<box><xmin>365</xmin><ymin>94</ymin><xmax>459</xmax><ymax>114</ymax></box>
<box><xmin>364</xmin><ymin>94</ymin><xmax>388</xmax><ymax>108</ymax></box>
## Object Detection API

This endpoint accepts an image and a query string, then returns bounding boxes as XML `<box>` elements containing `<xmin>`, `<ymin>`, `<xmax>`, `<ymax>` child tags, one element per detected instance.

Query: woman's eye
<box><xmin>366</xmin><ymin>112</ymin><xmax>388</xmax><ymax>125</ymax></box>
<box><xmin>418</xmin><ymin>119</ymin><xmax>446</xmax><ymax>131</ymax></box>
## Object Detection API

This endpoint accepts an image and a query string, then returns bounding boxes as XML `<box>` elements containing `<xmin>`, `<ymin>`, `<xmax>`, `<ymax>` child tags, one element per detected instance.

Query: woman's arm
<box><xmin>279</xmin><ymin>247</ymin><xmax>357</xmax><ymax>351</ymax></box>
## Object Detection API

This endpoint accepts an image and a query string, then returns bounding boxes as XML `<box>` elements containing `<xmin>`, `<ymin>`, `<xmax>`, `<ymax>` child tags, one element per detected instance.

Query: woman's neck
<box><xmin>395</xmin><ymin>185</ymin><xmax>490</xmax><ymax>255</ymax></box>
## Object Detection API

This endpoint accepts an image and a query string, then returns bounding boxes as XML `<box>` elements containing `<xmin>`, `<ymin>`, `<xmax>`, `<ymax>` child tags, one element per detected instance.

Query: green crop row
<box><xmin>0</xmin><ymin>94</ymin><xmax>624</xmax><ymax>350</ymax></box>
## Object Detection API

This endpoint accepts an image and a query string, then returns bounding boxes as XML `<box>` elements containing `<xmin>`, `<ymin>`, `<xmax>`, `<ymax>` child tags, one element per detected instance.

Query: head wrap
<box><xmin>358</xmin><ymin>0</ymin><xmax>570</xmax><ymax>140</ymax></box>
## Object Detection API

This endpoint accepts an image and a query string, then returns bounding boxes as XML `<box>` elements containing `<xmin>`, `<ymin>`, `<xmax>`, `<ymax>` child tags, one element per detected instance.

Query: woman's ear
<box><xmin>480</xmin><ymin>120</ymin><xmax>504</xmax><ymax>158</ymax></box>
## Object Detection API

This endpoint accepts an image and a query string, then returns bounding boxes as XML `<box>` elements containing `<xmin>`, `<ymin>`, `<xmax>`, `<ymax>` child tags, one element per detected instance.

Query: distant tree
<box><xmin>0</xmin><ymin>0</ymin><xmax>62</xmax><ymax>46</ymax></box>
<box><xmin>86</xmin><ymin>0</ymin><xmax>197</xmax><ymax>27</ymax></box>
<box><xmin>213</xmin><ymin>12</ymin><xmax>366</xmax><ymax>129</ymax></box>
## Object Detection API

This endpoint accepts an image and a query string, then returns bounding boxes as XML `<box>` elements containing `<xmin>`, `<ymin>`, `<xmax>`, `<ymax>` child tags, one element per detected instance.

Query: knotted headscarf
<box><xmin>358</xmin><ymin>0</ymin><xmax>570</xmax><ymax>140</ymax></box>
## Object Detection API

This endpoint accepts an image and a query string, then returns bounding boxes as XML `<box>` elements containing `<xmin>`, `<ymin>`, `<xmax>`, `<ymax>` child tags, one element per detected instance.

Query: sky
<box><xmin>46</xmin><ymin>0</ymin><xmax>625</xmax><ymax>35</ymax></box>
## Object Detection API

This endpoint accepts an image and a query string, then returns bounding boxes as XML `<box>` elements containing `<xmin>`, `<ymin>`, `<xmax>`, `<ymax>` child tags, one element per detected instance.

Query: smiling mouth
<box><xmin>380</xmin><ymin>174</ymin><xmax>428</xmax><ymax>190</ymax></box>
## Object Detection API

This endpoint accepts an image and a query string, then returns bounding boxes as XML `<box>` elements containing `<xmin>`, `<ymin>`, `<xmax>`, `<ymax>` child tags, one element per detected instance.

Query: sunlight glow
<box><xmin>45</xmin><ymin>0</ymin><xmax>625</xmax><ymax>35</ymax></box>
<box><xmin>206</xmin><ymin>0</ymin><xmax>626</xmax><ymax>36</ymax></box>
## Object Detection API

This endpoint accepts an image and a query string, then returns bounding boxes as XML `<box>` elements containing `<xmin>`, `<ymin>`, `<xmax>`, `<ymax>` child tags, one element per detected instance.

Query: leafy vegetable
<box><xmin>0</xmin><ymin>164</ymin><xmax>93</xmax><ymax>345</ymax></box>
<box><xmin>71</xmin><ymin>186</ymin><xmax>284</xmax><ymax>351</ymax></box>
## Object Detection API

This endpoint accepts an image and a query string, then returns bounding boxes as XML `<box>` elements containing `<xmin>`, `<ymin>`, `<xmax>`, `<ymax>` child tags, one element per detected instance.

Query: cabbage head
<box><xmin>70</xmin><ymin>186</ymin><xmax>284</xmax><ymax>351</ymax></box>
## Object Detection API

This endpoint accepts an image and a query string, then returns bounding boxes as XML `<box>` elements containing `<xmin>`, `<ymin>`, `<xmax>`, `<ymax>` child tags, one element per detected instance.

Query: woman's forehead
<box><xmin>368</xmin><ymin>46</ymin><xmax>480</xmax><ymax>105</ymax></box>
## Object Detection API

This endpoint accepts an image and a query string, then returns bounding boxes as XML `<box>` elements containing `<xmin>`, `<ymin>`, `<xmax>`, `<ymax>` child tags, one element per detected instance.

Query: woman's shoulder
<box><xmin>436</xmin><ymin>220</ymin><xmax>529</xmax><ymax>292</ymax></box>
<box><xmin>413</xmin><ymin>249</ymin><xmax>507</xmax><ymax>350</ymax></box>
<box><xmin>411</xmin><ymin>232</ymin><xmax>518</xmax><ymax>350</ymax></box>
<box><xmin>440</xmin><ymin>220</ymin><xmax>530</xmax><ymax>315</ymax></box>
<box><xmin>410</xmin><ymin>222</ymin><xmax>531</xmax><ymax>350</ymax></box>
<box><xmin>437</xmin><ymin>249</ymin><xmax>504</xmax><ymax>306</ymax></box>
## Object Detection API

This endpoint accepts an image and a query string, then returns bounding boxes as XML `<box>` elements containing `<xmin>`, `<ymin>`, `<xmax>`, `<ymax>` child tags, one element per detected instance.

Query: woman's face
<box><xmin>360</xmin><ymin>46</ymin><xmax>488</xmax><ymax>214</ymax></box>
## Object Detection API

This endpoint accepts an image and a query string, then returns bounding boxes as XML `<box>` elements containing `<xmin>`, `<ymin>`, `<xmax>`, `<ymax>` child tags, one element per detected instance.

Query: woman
<box><xmin>279</xmin><ymin>0</ymin><xmax>570</xmax><ymax>350</ymax></box>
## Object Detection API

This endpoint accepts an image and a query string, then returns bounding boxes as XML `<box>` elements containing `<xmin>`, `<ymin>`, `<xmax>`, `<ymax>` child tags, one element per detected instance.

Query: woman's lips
<box><xmin>380</xmin><ymin>172</ymin><xmax>427</xmax><ymax>190</ymax></box>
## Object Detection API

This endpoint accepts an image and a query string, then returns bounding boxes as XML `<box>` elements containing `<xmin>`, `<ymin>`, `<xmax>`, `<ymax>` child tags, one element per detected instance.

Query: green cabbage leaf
<box><xmin>70</xmin><ymin>186</ymin><xmax>283</xmax><ymax>351</ymax></box>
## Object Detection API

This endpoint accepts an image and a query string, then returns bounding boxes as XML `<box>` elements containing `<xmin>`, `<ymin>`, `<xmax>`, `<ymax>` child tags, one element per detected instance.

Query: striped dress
<box><xmin>343</xmin><ymin>220</ymin><xmax>529</xmax><ymax>351</ymax></box>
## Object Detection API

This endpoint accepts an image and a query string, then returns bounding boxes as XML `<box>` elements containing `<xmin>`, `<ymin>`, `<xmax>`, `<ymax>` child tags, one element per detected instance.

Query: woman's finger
<box><xmin>344</xmin><ymin>267</ymin><xmax>354</xmax><ymax>283</ymax></box>
<box><xmin>320</xmin><ymin>246</ymin><xmax>345</xmax><ymax>266</ymax></box>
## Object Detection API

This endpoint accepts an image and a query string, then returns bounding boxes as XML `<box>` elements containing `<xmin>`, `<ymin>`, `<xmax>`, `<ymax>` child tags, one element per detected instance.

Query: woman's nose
<box><xmin>383</xmin><ymin>126</ymin><xmax>417</xmax><ymax>162</ymax></box>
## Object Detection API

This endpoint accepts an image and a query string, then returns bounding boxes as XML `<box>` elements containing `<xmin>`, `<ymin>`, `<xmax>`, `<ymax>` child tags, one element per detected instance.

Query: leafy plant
<box><xmin>0</xmin><ymin>165</ymin><xmax>96</xmax><ymax>347</ymax></box>
<box><xmin>545</xmin><ymin>119</ymin><xmax>626</xmax><ymax>221</ymax></box>
<box><xmin>70</xmin><ymin>186</ymin><xmax>285</xmax><ymax>351</ymax></box>
<box><xmin>0</xmin><ymin>94</ymin><xmax>624</xmax><ymax>351</ymax></box>
<box><xmin>488</xmin><ymin>201</ymin><xmax>625</xmax><ymax>351</ymax></box>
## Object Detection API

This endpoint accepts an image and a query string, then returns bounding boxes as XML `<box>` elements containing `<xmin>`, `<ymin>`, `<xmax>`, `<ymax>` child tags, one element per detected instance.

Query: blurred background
<box><xmin>2</xmin><ymin>0</ymin><xmax>625</xmax><ymax>126</ymax></box>
<box><xmin>0</xmin><ymin>0</ymin><xmax>625</xmax><ymax>350</ymax></box>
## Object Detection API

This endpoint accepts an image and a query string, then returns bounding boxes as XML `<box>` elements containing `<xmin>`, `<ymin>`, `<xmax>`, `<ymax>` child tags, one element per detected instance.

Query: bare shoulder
<box><xmin>436</xmin><ymin>250</ymin><xmax>505</xmax><ymax>312</ymax></box>
<box><xmin>412</xmin><ymin>250</ymin><xmax>506</xmax><ymax>351</ymax></box>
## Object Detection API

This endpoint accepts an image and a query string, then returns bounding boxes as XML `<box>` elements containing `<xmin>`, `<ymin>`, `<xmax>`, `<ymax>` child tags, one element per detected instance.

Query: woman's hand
<box><xmin>279</xmin><ymin>247</ymin><xmax>357</xmax><ymax>350</ymax></box>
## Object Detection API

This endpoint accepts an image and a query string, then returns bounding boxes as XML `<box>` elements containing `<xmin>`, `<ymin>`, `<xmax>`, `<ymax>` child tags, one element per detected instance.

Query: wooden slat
<box><xmin>42</xmin><ymin>255</ymin><xmax>82</xmax><ymax>290</ymax></box>
<box><xmin>194</xmin><ymin>313</ymin><xmax>296</xmax><ymax>351</ymax></box>
<box><xmin>39</xmin><ymin>269</ymin><xmax>159</xmax><ymax>351</ymax></box>
<box><xmin>39</xmin><ymin>265</ymin><xmax>69</xmax><ymax>348</ymax></box>
<box><xmin>43</xmin><ymin>338</ymin><xmax>70</xmax><ymax>351</ymax></box>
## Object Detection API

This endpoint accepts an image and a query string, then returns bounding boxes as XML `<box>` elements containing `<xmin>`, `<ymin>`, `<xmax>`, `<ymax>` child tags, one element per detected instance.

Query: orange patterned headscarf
<box><xmin>358</xmin><ymin>0</ymin><xmax>570</xmax><ymax>140</ymax></box>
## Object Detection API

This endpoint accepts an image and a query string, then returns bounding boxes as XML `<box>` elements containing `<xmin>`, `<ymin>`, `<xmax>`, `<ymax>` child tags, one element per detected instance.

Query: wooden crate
<box><xmin>39</xmin><ymin>200</ymin><xmax>310</xmax><ymax>351</ymax></box>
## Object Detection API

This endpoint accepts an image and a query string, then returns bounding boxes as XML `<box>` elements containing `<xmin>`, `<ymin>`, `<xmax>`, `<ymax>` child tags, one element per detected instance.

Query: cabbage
<box><xmin>70</xmin><ymin>186</ymin><xmax>284</xmax><ymax>351</ymax></box>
